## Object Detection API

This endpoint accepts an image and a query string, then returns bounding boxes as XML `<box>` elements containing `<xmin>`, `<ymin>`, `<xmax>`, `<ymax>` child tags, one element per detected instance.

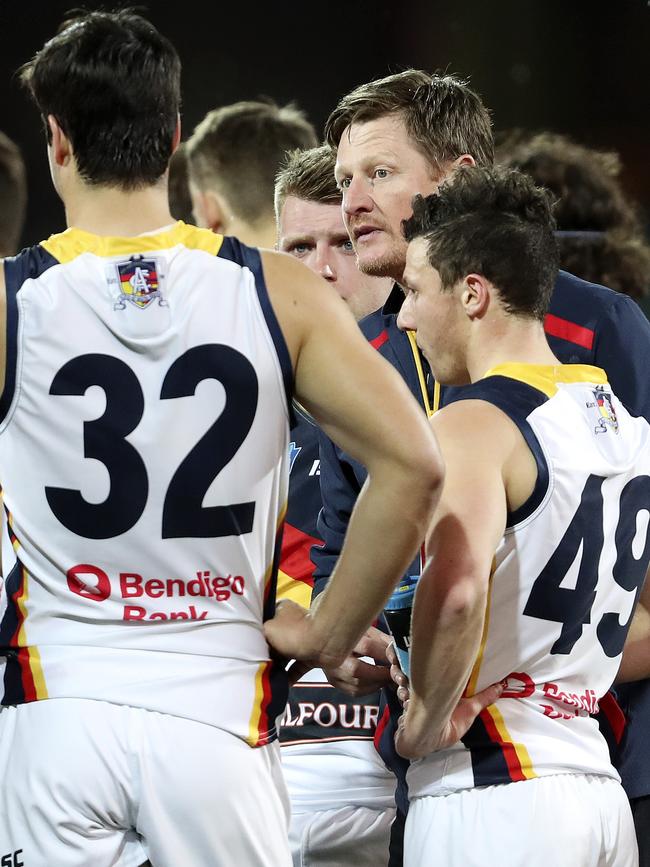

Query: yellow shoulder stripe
<box><xmin>483</xmin><ymin>362</ymin><xmax>608</xmax><ymax>397</ymax></box>
<box><xmin>41</xmin><ymin>221</ymin><xmax>224</xmax><ymax>264</ymax></box>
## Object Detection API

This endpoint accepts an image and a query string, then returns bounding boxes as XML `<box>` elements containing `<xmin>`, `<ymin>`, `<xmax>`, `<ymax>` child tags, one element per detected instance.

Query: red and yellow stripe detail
<box><xmin>464</xmin><ymin>557</ymin><xmax>535</xmax><ymax>782</ymax></box>
<box><xmin>247</xmin><ymin>503</ymin><xmax>288</xmax><ymax>747</ymax></box>
<box><xmin>5</xmin><ymin>510</ymin><xmax>48</xmax><ymax>700</ymax></box>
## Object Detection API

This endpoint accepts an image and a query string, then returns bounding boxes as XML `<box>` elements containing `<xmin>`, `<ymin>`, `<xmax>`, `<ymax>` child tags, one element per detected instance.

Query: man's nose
<box><xmin>396</xmin><ymin>294</ymin><xmax>415</xmax><ymax>332</ymax></box>
<box><xmin>343</xmin><ymin>175</ymin><xmax>373</xmax><ymax>217</ymax></box>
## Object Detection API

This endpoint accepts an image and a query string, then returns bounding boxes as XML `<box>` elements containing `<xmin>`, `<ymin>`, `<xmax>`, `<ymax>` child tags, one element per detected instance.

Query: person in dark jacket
<box><xmin>313</xmin><ymin>68</ymin><xmax>650</xmax><ymax>866</ymax></box>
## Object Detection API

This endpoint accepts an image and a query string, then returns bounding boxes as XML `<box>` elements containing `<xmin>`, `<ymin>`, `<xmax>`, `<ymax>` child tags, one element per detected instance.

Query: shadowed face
<box><xmin>278</xmin><ymin>195</ymin><xmax>391</xmax><ymax>320</ymax></box>
<box><xmin>398</xmin><ymin>237</ymin><xmax>470</xmax><ymax>384</ymax></box>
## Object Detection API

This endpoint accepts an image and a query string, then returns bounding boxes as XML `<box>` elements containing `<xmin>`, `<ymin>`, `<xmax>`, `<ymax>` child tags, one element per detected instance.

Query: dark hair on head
<box><xmin>324</xmin><ymin>69</ymin><xmax>494</xmax><ymax>174</ymax></box>
<box><xmin>274</xmin><ymin>145</ymin><xmax>339</xmax><ymax>222</ymax></box>
<box><xmin>403</xmin><ymin>166</ymin><xmax>559</xmax><ymax>320</ymax></box>
<box><xmin>185</xmin><ymin>100</ymin><xmax>318</xmax><ymax>226</ymax></box>
<box><xmin>20</xmin><ymin>8</ymin><xmax>181</xmax><ymax>190</ymax></box>
<box><xmin>497</xmin><ymin>130</ymin><xmax>650</xmax><ymax>299</ymax></box>
<box><xmin>0</xmin><ymin>130</ymin><xmax>27</xmax><ymax>255</ymax></box>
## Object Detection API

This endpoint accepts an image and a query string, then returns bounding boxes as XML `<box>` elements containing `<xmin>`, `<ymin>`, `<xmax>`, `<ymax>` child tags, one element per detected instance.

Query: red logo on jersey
<box><xmin>67</xmin><ymin>564</ymin><xmax>111</xmax><ymax>601</ymax></box>
<box><xmin>500</xmin><ymin>671</ymin><xmax>535</xmax><ymax>698</ymax></box>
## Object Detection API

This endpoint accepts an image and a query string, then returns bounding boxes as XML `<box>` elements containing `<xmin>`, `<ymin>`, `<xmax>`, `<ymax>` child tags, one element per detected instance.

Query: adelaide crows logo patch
<box><xmin>111</xmin><ymin>254</ymin><xmax>167</xmax><ymax>310</ymax></box>
<box><xmin>587</xmin><ymin>386</ymin><xmax>619</xmax><ymax>435</ymax></box>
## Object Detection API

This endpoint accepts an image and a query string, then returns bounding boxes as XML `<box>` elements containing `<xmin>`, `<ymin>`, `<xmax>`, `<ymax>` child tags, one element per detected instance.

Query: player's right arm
<box><xmin>616</xmin><ymin>566</ymin><xmax>650</xmax><ymax>683</ymax></box>
<box><xmin>261</xmin><ymin>250</ymin><xmax>444</xmax><ymax>669</ymax></box>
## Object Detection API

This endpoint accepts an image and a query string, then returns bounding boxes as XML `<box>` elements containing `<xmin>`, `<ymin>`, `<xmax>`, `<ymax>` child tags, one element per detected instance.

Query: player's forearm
<box><xmin>616</xmin><ymin>638</ymin><xmax>650</xmax><ymax>683</ymax></box>
<box><xmin>616</xmin><ymin>601</ymin><xmax>650</xmax><ymax>682</ymax></box>
<box><xmin>409</xmin><ymin>564</ymin><xmax>488</xmax><ymax>732</ymax></box>
<box><xmin>310</xmin><ymin>461</ymin><xmax>440</xmax><ymax>667</ymax></box>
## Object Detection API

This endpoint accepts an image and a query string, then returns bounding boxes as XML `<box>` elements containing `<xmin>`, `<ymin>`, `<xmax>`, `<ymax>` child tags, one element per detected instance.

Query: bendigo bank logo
<box><xmin>67</xmin><ymin>564</ymin><xmax>111</xmax><ymax>601</ymax></box>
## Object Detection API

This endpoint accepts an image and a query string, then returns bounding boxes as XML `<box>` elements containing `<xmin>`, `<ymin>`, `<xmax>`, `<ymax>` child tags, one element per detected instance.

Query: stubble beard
<box><xmin>355</xmin><ymin>238</ymin><xmax>408</xmax><ymax>283</ymax></box>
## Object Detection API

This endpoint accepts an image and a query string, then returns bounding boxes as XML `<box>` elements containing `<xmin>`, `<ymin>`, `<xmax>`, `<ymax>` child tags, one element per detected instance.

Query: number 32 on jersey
<box><xmin>45</xmin><ymin>344</ymin><xmax>259</xmax><ymax>540</ymax></box>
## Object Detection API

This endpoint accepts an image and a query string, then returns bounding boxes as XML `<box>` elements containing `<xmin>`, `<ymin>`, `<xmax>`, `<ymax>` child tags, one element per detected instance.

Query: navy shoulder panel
<box><xmin>1</xmin><ymin>245</ymin><xmax>60</xmax><ymax>422</ymax></box>
<box><xmin>549</xmin><ymin>270</ymin><xmax>650</xmax><ymax>421</ymax></box>
<box><xmin>218</xmin><ymin>236</ymin><xmax>294</xmax><ymax>419</ymax></box>
<box><xmin>445</xmin><ymin>376</ymin><xmax>550</xmax><ymax>526</ymax></box>
<box><xmin>546</xmin><ymin>270</ymin><xmax>614</xmax><ymax>363</ymax></box>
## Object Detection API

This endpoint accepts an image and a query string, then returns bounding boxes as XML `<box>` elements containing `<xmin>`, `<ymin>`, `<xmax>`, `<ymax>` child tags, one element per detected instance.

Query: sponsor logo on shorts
<box><xmin>65</xmin><ymin>565</ymin><xmax>247</xmax><ymax>621</ymax></box>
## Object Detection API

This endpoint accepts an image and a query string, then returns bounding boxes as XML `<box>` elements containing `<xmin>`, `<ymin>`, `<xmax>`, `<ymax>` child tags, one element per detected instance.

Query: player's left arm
<box><xmin>395</xmin><ymin>400</ymin><xmax>521</xmax><ymax>760</ymax></box>
<box><xmin>616</xmin><ymin>565</ymin><xmax>650</xmax><ymax>683</ymax></box>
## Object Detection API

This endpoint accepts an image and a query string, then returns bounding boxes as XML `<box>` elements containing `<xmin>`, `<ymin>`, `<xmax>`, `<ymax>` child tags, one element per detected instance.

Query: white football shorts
<box><xmin>0</xmin><ymin>698</ymin><xmax>291</xmax><ymax>867</ymax></box>
<box><xmin>289</xmin><ymin>804</ymin><xmax>396</xmax><ymax>867</ymax></box>
<box><xmin>405</xmin><ymin>772</ymin><xmax>637</xmax><ymax>867</ymax></box>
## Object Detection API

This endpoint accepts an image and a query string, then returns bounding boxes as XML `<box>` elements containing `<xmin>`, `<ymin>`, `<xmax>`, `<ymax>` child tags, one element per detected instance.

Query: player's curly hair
<box><xmin>402</xmin><ymin>166</ymin><xmax>558</xmax><ymax>321</ymax></box>
<box><xmin>497</xmin><ymin>131</ymin><xmax>650</xmax><ymax>300</ymax></box>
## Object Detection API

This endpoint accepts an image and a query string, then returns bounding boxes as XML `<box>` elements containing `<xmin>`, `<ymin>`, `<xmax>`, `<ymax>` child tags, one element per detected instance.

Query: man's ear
<box><xmin>48</xmin><ymin>115</ymin><xmax>72</xmax><ymax>167</ymax></box>
<box><xmin>171</xmin><ymin>114</ymin><xmax>181</xmax><ymax>154</ymax></box>
<box><xmin>461</xmin><ymin>273</ymin><xmax>490</xmax><ymax>319</ymax></box>
<box><xmin>453</xmin><ymin>153</ymin><xmax>476</xmax><ymax>169</ymax></box>
<box><xmin>191</xmin><ymin>188</ymin><xmax>227</xmax><ymax>233</ymax></box>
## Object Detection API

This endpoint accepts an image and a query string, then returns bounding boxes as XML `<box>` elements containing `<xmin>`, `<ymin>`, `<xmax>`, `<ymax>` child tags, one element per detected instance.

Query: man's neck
<box><xmin>64</xmin><ymin>181</ymin><xmax>175</xmax><ymax>237</ymax></box>
<box><xmin>467</xmin><ymin>319</ymin><xmax>560</xmax><ymax>383</ymax></box>
<box><xmin>226</xmin><ymin>216</ymin><xmax>278</xmax><ymax>250</ymax></box>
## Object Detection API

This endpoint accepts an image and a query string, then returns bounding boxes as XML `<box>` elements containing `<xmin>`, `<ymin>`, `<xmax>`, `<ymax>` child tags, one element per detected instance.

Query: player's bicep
<box><xmin>426</xmin><ymin>402</ymin><xmax>510</xmax><ymax>582</ymax></box>
<box><xmin>262</xmin><ymin>250</ymin><xmax>434</xmax><ymax>473</ymax></box>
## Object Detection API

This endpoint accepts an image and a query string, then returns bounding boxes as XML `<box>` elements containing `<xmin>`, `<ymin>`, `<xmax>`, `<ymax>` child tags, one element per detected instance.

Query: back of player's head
<box><xmin>274</xmin><ymin>145</ymin><xmax>339</xmax><ymax>222</ymax></box>
<box><xmin>324</xmin><ymin>69</ymin><xmax>494</xmax><ymax>172</ymax></box>
<box><xmin>186</xmin><ymin>100</ymin><xmax>318</xmax><ymax>226</ymax></box>
<box><xmin>20</xmin><ymin>9</ymin><xmax>181</xmax><ymax>190</ymax></box>
<box><xmin>403</xmin><ymin>166</ymin><xmax>559</xmax><ymax>321</ymax></box>
<box><xmin>0</xmin><ymin>130</ymin><xmax>27</xmax><ymax>256</ymax></box>
<box><xmin>497</xmin><ymin>131</ymin><xmax>650</xmax><ymax>300</ymax></box>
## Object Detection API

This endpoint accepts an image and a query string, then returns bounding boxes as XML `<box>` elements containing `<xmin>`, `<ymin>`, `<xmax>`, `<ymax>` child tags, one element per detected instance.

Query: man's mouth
<box><xmin>353</xmin><ymin>225</ymin><xmax>382</xmax><ymax>242</ymax></box>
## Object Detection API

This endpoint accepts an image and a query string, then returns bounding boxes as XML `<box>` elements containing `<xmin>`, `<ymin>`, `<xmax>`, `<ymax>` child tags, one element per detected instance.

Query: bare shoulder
<box><xmin>259</xmin><ymin>248</ymin><xmax>355</xmax><ymax>366</ymax></box>
<box><xmin>259</xmin><ymin>248</ymin><xmax>343</xmax><ymax>309</ymax></box>
<box><xmin>431</xmin><ymin>398</ymin><xmax>521</xmax><ymax>459</ymax></box>
<box><xmin>433</xmin><ymin>396</ymin><xmax>538</xmax><ymax>514</ymax></box>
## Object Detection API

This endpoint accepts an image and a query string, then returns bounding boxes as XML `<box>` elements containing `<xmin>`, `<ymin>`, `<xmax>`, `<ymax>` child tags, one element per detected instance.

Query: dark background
<box><xmin>1</xmin><ymin>0</ymin><xmax>648</xmax><ymax>248</ymax></box>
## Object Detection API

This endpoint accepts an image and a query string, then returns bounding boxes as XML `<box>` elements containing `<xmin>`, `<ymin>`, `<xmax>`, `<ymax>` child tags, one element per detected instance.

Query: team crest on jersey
<box><xmin>288</xmin><ymin>441</ymin><xmax>301</xmax><ymax>473</ymax></box>
<box><xmin>110</xmin><ymin>255</ymin><xmax>167</xmax><ymax>310</ymax></box>
<box><xmin>587</xmin><ymin>386</ymin><xmax>619</xmax><ymax>435</ymax></box>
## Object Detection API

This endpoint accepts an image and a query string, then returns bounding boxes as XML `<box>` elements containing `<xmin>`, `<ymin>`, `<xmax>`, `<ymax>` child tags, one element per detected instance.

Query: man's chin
<box><xmin>356</xmin><ymin>250</ymin><xmax>404</xmax><ymax>281</ymax></box>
